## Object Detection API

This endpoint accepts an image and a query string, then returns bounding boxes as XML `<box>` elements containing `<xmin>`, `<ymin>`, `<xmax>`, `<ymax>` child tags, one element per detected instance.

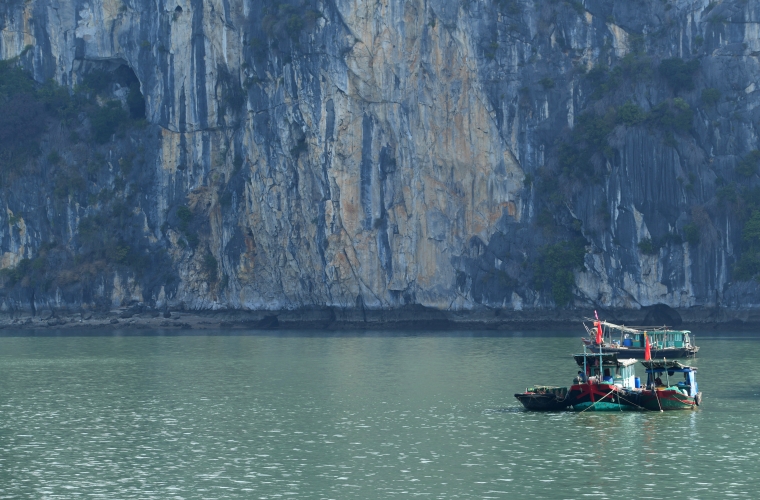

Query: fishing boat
<box><xmin>514</xmin><ymin>386</ymin><xmax>571</xmax><ymax>411</ymax></box>
<box><xmin>566</xmin><ymin>351</ymin><xmax>642</xmax><ymax>411</ymax></box>
<box><xmin>637</xmin><ymin>360</ymin><xmax>702</xmax><ymax>411</ymax></box>
<box><xmin>581</xmin><ymin>316</ymin><xmax>699</xmax><ymax>359</ymax></box>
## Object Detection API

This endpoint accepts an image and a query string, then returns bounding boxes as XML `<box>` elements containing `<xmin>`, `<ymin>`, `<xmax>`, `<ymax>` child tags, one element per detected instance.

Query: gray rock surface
<box><xmin>2</xmin><ymin>0</ymin><xmax>760</xmax><ymax>321</ymax></box>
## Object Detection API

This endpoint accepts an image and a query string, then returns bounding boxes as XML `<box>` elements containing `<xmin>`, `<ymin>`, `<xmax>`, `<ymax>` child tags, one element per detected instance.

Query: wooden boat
<box><xmin>581</xmin><ymin>319</ymin><xmax>699</xmax><ymax>359</ymax></box>
<box><xmin>637</xmin><ymin>360</ymin><xmax>702</xmax><ymax>411</ymax></box>
<box><xmin>566</xmin><ymin>352</ymin><xmax>643</xmax><ymax>411</ymax></box>
<box><xmin>514</xmin><ymin>386</ymin><xmax>571</xmax><ymax>411</ymax></box>
<box><xmin>515</xmin><ymin>322</ymin><xmax>703</xmax><ymax>412</ymax></box>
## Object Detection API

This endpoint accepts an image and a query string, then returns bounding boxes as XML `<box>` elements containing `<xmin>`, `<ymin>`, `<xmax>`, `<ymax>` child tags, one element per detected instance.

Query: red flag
<box><xmin>644</xmin><ymin>332</ymin><xmax>651</xmax><ymax>361</ymax></box>
<box><xmin>595</xmin><ymin>321</ymin><xmax>603</xmax><ymax>345</ymax></box>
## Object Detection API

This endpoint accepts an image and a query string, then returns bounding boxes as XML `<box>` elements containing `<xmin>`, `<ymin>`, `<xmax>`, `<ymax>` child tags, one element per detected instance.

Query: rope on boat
<box><xmin>652</xmin><ymin>387</ymin><xmax>664</xmax><ymax>412</ymax></box>
<box><xmin>617</xmin><ymin>394</ymin><xmax>646</xmax><ymax>410</ymax></box>
<box><xmin>578</xmin><ymin>388</ymin><xmax>617</xmax><ymax>414</ymax></box>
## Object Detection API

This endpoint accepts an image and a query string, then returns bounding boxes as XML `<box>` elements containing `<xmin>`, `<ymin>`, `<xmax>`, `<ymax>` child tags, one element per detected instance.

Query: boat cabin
<box><xmin>621</xmin><ymin>330</ymin><xmax>693</xmax><ymax>349</ymax></box>
<box><xmin>573</xmin><ymin>353</ymin><xmax>638</xmax><ymax>389</ymax></box>
<box><xmin>641</xmin><ymin>360</ymin><xmax>699</xmax><ymax>397</ymax></box>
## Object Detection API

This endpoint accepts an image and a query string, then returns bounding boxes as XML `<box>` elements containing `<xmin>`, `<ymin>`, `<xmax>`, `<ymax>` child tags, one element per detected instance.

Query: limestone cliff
<box><xmin>1</xmin><ymin>0</ymin><xmax>760</xmax><ymax>319</ymax></box>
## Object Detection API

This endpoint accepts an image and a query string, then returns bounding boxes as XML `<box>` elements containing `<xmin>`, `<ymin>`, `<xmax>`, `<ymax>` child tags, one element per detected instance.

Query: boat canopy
<box><xmin>641</xmin><ymin>360</ymin><xmax>699</xmax><ymax>397</ymax></box>
<box><xmin>573</xmin><ymin>353</ymin><xmax>637</xmax><ymax>367</ymax></box>
<box><xmin>585</xmin><ymin>319</ymin><xmax>691</xmax><ymax>336</ymax></box>
<box><xmin>641</xmin><ymin>360</ymin><xmax>697</xmax><ymax>372</ymax></box>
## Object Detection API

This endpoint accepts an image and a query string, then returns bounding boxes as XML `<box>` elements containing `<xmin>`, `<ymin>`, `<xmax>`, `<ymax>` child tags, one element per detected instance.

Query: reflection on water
<box><xmin>0</xmin><ymin>330</ymin><xmax>759</xmax><ymax>498</ymax></box>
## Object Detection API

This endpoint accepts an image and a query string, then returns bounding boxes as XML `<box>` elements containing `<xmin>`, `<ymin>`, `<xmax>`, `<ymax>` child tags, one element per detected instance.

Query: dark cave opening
<box><xmin>114</xmin><ymin>64</ymin><xmax>146</xmax><ymax>120</ymax></box>
<box><xmin>77</xmin><ymin>59</ymin><xmax>146</xmax><ymax>120</ymax></box>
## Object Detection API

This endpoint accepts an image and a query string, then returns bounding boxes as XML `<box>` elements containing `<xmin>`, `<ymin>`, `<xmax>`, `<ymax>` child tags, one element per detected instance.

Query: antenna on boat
<box><xmin>664</xmin><ymin>357</ymin><xmax>670</xmax><ymax>387</ymax></box>
<box><xmin>597</xmin><ymin>314</ymin><xmax>604</xmax><ymax>377</ymax></box>
<box><xmin>583</xmin><ymin>343</ymin><xmax>587</xmax><ymax>383</ymax></box>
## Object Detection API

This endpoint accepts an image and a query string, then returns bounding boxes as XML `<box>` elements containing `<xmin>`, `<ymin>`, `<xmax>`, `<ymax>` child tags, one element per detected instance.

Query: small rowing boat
<box><xmin>514</xmin><ymin>386</ymin><xmax>571</xmax><ymax>411</ymax></box>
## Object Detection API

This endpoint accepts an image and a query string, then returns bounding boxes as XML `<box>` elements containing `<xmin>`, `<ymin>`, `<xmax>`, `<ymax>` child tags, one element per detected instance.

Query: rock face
<box><xmin>2</xmin><ymin>0</ymin><xmax>760</xmax><ymax>318</ymax></box>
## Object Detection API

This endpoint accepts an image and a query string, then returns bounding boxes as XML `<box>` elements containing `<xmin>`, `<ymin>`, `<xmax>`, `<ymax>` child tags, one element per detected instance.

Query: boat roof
<box><xmin>586</xmin><ymin>319</ymin><xmax>691</xmax><ymax>335</ymax></box>
<box><xmin>573</xmin><ymin>353</ymin><xmax>638</xmax><ymax>367</ymax></box>
<box><xmin>641</xmin><ymin>360</ymin><xmax>697</xmax><ymax>372</ymax></box>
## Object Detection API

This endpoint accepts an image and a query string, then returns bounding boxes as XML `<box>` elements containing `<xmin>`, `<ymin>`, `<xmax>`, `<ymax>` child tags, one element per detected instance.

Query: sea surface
<box><xmin>0</xmin><ymin>328</ymin><xmax>758</xmax><ymax>499</ymax></box>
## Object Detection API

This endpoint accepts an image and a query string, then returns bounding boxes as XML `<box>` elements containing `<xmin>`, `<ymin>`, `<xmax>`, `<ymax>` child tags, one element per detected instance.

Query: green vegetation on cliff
<box><xmin>533</xmin><ymin>239</ymin><xmax>586</xmax><ymax>306</ymax></box>
<box><xmin>0</xmin><ymin>59</ymin><xmax>178</xmax><ymax>304</ymax></box>
<box><xmin>735</xmin><ymin>211</ymin><xmax>760</xmax><ymax>282</ymax></box>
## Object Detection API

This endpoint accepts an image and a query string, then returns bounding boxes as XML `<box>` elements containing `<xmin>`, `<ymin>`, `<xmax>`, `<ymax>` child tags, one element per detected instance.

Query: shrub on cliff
<box><xmin>0</xmin><ymin>242</ymin><xmax>102</xmax><ymax>291</ymax></box>
<box><xmin>176</xmin><ymin>205</ymin><xmax>193</xmax><ymax>230</ymax></box>
<box><xmin>638</xmin><ymin>237</ymin><xmax>658</xmax><ymax>255</ymax></box>
<box><xmin>38</xmin><ymin>79</ymin><xmax>82</xmax><ymax>120</ymax></box>
<box><xmin>217</xmin><ymin>66</ymin><xmax>245</xmax><ymax>119</ymax></box>
<box><xmin>717</xmin><ymin>183</ymin><xmax>738</xmax><ymax>205</ymax></box>
<box><xmin>495</xmin><ymin>0</ymin><xmax>521</xmax><ymax>15</ymax></box>
<box><xmin>540</xmin><ymin>77</ymin><xmax>555</xmax><ymax>89</ymax></box>
<box><xmin>743</xmin><ymin>211</ymin><xmax>760</xmax><ymax>248</ymax></box>
<box><xmin>78</xmin><ymin>70</ymin><xmax>113</xmax><ymax>95</ymax></box>
<box><xmin>0</xmin><ymin>258</ymin><xmax>32</xmax><ymax>287</ymax></box>
<box><xmin>76</xmin><ymin>206</ymin><xmax>171</xmax><ymax>282</ymax></box>
<box><xmin>647</xmin><ymin>98</ymin><xmax>693</xmax><ymax>133</ymax></box>
<box><xmin>53</xmin><ymin>169</ymin><xmax>87</xmax><ymax>199</ymax></box>
<box><xmin>620</xmin><ymin>52</ymin><xmax>653</xmax><ymax>82</ymax></box>
<box><xmin>736</xmin><ymin>150</ymin><xmax>760</xmax><ymax>177</ymax></box>
<box><xmin>586</xmin><ymin>64</ymin><xmax>623</xmax><ymax>98</ymax></box>
<box><xmin>701</xmin><ymin>87</ymin><xmax>720</xmax><ymax>107</ymax></box>
<box><xmin>533</xmin><ymin>239</ymin><xmax>586</xmax><ymax>306</ymax></box>
<box><xmin>658</xmin><ymin>58</ymin><xmax>700</xmax><ymax>93</ymax></box>
<box><xmin>203</xmin><ymin>253</ymin><xmax>219</xmax><ymax>282</ymax></box>
<box><xmin>617</xmin><ymin>102</ymin><xmax>646</xmax><ymax>126</ymax></box>
<box><xmin>734</xmin><ymin>253</ymin><xmax>760</xmax><ymax>282</ymax></box>
<box><xmin>261</xmin><ymin>1</ymin><xmax>322</xmax><ymax>45</ymax></box>
<box><xmin>90</xmin><ymin>101</ymin><xmax>128</xmax><ymax>143</ymax></box>
<box><xmin>172</xmin><ymin>205</ymin><xmax>203</xmax><ymax>249</ymax></box>
<box><xmin>0</xmin><ymin>59</ymin><xmax>35</xmax><ymax>99</ymax></box>
<box><xmin>683</xmin><ymin>223</ymin><xmax>700</xmax><ymax>246</ymax></box>
<box><xmin>734</xmin><ymin>211</ymin><xmax>760</xmax><ymax>281</ymax></box>
<box><xmin>556</xmin><ymin>111</ymin><xmax>615</xmax><ymax>182</ymax></box>
<box><xmin>0</xmin><ymin>93</ymin><xmax>46</xmax><ymax>171</ymax></box>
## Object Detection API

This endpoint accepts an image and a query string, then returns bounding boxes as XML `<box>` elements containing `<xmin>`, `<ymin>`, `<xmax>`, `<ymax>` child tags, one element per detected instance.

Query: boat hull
<box><xmin>581</xmin><ymin>340</ymin><xmax>698</xmax><ymax>359</ymax></box>
<box><xmin>514</xmin><ymin>393</ymin><xmax>571</xmax><ymax>411</ymax></box>
<box><xmin>572</xmin><ymin>400</ymin><xmax>638</xmax><ymax>412</ymax></box>
<box><xmin>514</xmin><ymin>387</ymin><xmax>571</xmax><ymax>411</ymax></box>
<box><xmin>639</xmin><ymin>389</ymin><xmax>701</xmax><ymax>411</ymax></box>
<box><xmin>567</xmin><ymin>383</ymin><xmax>642</xmax><ymax>412</ymax></box>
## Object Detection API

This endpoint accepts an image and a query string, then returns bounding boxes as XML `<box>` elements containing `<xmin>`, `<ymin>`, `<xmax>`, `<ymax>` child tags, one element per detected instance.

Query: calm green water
<box><xmin>0</xmin><ymin>330</ymin><xmax>758</xmax><ymax>499</ymax></box>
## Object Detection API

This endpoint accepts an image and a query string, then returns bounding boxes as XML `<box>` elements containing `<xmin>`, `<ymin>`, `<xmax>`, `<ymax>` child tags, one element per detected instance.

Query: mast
<box><xmin>664</xmin><ymin>357</ymin><xmax>670</xmax><ymax>387</ymax></box>
<box><xmin>582</xmin><ymin>344</ymin><xmax>588</xmax><ymax>383</ymax></box>
<box><xmin>599</xmin><ymin>333</ymin><xmax>603</xmax><ymax>381</ymax></box>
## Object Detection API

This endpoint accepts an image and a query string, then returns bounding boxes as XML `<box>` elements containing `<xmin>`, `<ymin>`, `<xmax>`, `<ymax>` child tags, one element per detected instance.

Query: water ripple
<box><xmin>0</xmin><ymin>333</ymin><xmax>758</xmax><ymax>497</ymax></box>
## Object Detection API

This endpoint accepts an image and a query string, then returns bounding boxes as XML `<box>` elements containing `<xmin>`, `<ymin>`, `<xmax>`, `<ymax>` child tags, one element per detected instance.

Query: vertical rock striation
<box><xmin>2</xmin><ymin>0</ymin><xmax>760</xmax><ymax>318</ymax></box>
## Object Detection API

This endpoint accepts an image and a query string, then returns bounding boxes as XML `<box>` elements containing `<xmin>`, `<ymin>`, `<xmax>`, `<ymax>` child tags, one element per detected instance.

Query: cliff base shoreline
<box><xmin>1</xmin><ymin>305</ymin><xmax>760</xmax><ymax>332</ymax></box>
